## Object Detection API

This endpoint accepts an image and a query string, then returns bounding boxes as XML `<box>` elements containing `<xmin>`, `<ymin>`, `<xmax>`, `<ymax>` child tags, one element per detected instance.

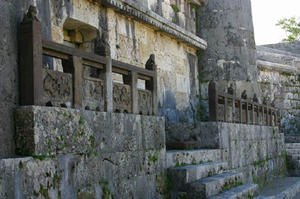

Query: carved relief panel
<box><xmin>138</xmin><ymin>89</ymin><xmax>153</xmax><ymax>115</ymax></box>
<box><xmin>113</xmin><ymin>83</ymin><xmax>132</xmax><ymax>113</ymax></box>
<box><xmin>83</xmin><ymin>77</ymin><xmax>105</xmax><ymax>111</ymax></box>
<box><xmin>41</xmin><ymin>69</ymin><xmax>73</xmax><ymax>107</ymax></box>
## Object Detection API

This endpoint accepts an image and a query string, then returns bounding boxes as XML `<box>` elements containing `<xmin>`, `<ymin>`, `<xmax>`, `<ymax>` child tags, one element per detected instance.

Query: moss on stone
<box><xmin>18</xmin><ymin>161</ymin><xmax>24</xmax><ymax>169</ymax></box>
<box><xmin>221</xmin><ymin>181</ymin><xmax>243</xmax><ymax>192</ymax></box>
<box><xmin>171</xmin><ymin>4</ymin><xmax>180</xmax><ymax>13</ymax></box>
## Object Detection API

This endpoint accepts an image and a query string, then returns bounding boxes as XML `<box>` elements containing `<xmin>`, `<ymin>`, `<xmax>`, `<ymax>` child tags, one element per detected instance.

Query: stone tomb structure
<box><xmin>0</xmin><ymin>0</ymin><xmax>299</xmax><ymax>198</ymax></box>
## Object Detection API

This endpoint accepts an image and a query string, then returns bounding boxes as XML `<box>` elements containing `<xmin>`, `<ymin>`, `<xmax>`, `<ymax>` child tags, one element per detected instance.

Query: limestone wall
<box><xmin>1</xmin><ymin>106</ymin><xmax>166</xmax><ymax>199</ymax></box>
<box><xmin>257</xmin><ymin>46</ymin><xmax>300</xmax><ymax>134</ymax></box>
<box><xmin>107</xmin><ymin>9</ymin><xmax>200</xmax><ymax>123</ymax></box>
<box><xmin>0</xmin><ymin>0</ymin><xmax>204</xmax><ymax>156</ymax></box>
<box><xmin>197</xmin><ymin>122</ymin><xmax>286</xmax><ymax>187</ymax></box>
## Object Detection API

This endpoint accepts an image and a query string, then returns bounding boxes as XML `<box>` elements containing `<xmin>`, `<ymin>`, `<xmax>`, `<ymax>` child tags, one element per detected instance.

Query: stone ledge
<box><xmin>257</xmin><ymin>60</ymin><xmax>300</xmax><ymax>75</ymax></box>
<box><xmin>101</xmin><ymin>0</ymin><xmax>207</xmax><ymax>49</ymax></box>
<box><xmin>15</xmin><ymin>106</ymin><xmax>165</xmax><ymax>156</ymax></box>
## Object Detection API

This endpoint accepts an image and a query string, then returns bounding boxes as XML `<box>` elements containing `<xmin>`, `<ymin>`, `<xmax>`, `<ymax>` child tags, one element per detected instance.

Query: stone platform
<box><xmin>0</xmin><ymin>106</ymin><xmax>167</xmax><ymax>199</ymax></box>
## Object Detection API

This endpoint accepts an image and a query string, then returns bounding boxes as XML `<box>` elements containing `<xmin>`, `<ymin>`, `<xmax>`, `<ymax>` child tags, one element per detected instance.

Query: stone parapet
<box><xmin>14</xmin><ymin>106</ymin><xmax>165</xmax><ymax>156</ymax></box>
<box><xmin>195</xmin><ymin>122</ymin><xmax>286</xmax><ymax>187</ymax></box>
<box><xmin>6</xmin><ymin>105</ymin><xmax>167</xmax><ymax>198</ymax></box>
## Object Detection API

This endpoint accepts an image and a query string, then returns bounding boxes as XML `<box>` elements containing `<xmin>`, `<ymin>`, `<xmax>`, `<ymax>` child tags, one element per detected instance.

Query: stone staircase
<box><xmin>166</xmin><ymin>149</ymin><xmax>259</xmax><ymax>199</ymax></box>
<box><xmin>286</xmin><ymin>143</ymin><xmax>300</xmax><ymax>176</ymax></box>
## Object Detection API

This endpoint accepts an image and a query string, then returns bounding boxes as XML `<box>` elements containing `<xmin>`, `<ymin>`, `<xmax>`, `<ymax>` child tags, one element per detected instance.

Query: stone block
<box><xmin>168</xmin><ymin>161</ymin><xmax>228</xmax><ymax>190</ymax></box>
<box><xmin>15</xmin><ymin>106</ymin><xmax>165</xmax><ymax>156</ymax></box>
<box><xmin>166</xmin><ymin>149</ymin><xmax>222</xmax><ymax>168</ymax></box>
<box><xmin>186</xmin><ymin>172</ymin><xmax>243</xmax><ymax>199</ymax></box>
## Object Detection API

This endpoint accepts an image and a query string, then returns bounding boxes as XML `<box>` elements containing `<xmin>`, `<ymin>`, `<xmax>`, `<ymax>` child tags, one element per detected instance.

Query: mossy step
<box><xmin>186</xmin><ymin>172</ymin><xmax>244</xmax><ymax>199</ymax></box>
<box><xmin>168</xmin><ymin>162</ymin><xmax>227</xmax><ymax>191</ymax></box>
<box><xmin>166</xmin><ymin>149</ymin><xmax>222</xmax><ymax>168</ymax></box>
<box><xmin>208</xmin><ymin>184</ymin><xmax>258</xmax><ymax>199</ymax></box>
<box><xmin>255</xmin><ymin>177</ymin><xmax>300</xmax><ymax>199</ymax></box>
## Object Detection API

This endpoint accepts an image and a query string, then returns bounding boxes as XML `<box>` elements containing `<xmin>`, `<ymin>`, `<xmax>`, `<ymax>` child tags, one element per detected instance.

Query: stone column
<box><xmin>197</xmin><ymin>0</ymin><xmax>258</xmax><ymax>82</ymax></box>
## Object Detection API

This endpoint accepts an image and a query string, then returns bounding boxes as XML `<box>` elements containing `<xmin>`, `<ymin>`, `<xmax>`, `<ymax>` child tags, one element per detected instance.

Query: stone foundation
<box><xmin>169</xmin><ymin>122</ymin><xmax>287</xmax><ymax>187</ymax></box>
<box><xmin>4</xmin><ymin>106</ymin><xmax>167</xmax><ymax>199</ymax></box>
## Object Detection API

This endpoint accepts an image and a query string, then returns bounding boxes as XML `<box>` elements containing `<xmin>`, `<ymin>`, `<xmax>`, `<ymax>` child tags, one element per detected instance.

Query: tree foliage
<box><xmin>276</xmin><ymin>17</ymin><xmax>300</xmax><ymax>42</ymax></box>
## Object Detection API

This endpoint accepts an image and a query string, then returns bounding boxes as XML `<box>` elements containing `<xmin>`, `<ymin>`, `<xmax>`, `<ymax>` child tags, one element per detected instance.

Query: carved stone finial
<box><xmin>227</xmin><ymin>84</ymin><xmax>234</xmax><ymax>95</ymax></box>
<box><xmin>23</xmin><ymin>5</ymin><xmax>39</xmax><ymax>22</ymax></box>
<box><xmin>241</xmin><ymin>90</ymin><xmax>247</xmax><ymax>99</ymax></box>
<box><xmin>94</xmin><ymin>31</ymin><xmax>111</xmax><ymax>56</ymax></box>
<box><xmin>271</xmin><ymin>99</ymin><xmax>275</xmax><ymax>107</ymax></box>
<box><xmin>145</xmin><ymin>54</ymin><xmax>156</xmax><ymax>71</ymax></box>
<box><xmin>263</xmin><ymin>97</ymin><xmax>269</xmax><ymax>105</ymax></box>
<box><xmin>253</xmin><ymin>93</ymin><xmax>258</xmax><ymax>103</ymax></box>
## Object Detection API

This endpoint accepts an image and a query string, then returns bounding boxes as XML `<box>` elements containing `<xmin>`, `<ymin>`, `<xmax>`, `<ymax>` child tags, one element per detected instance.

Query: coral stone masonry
<box><xmin>0</xmin><ymin>0</ymin><xmax>299</xmax><ymax>198</ymax></box>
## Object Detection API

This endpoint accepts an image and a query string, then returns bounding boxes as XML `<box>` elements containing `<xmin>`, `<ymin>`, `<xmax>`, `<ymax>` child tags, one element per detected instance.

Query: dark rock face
<box><xmin>197</xmin><ymin>0</ymin><xmax>258</xmax><ymax>81</ymax></box>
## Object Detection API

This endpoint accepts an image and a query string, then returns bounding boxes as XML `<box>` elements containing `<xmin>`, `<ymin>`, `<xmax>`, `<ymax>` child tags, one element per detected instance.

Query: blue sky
<box><xmin>251</xmin><ymin>0</ymin><xmax>300</xmax><ymax>45</ymax></box>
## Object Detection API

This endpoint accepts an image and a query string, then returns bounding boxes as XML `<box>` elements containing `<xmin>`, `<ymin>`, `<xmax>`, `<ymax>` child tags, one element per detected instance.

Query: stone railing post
<box><xmin>105</xmin><ymin>56</ymin><xmax>113</xmax><ymax>112</ymax></box>
<box><xmin>72</xmin><ymin>56</ymin><xmax>83</xmax><ymax>109</ymax></box>
<box><xmin>209</xmin><ymin>81</ymin><xmax>217</xmax><ymax>121</ymax></box>
<box><xmin>130</xmin><ymin>71</ymin><xmax>138</xmax><ymax>114</ymax></box>
<box><xmin>19</xmin><ymin>6</ymin><xmax>43</xmax><ymax>105</ymax></box>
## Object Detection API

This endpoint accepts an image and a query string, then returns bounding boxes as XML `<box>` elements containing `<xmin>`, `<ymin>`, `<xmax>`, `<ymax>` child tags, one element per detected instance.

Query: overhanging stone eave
<box><xmin>100</xmin><ymin>0</ymin><xmax>208</xmax><ymax>50</ymax></box>
<box><xmin>257</xmin><ymin>60</ymin><xmax>300</xmax><ymax>75</ymax></box>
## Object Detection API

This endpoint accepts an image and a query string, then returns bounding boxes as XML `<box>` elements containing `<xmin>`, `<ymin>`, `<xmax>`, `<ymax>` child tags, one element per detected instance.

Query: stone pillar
<box><xmin>19</xmin><ymin>6</ymin><xmax>43</xmax><ymax>106</ymax></box>
<box><xmin>197</xmin><ymin>0</ymin><xmax>258</xmax><ymax>82</ymax></box>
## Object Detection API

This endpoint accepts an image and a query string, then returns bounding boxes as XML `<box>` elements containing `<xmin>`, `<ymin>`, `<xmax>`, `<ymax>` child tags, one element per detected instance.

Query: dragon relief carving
<box><xmin>83</xmin><ymin>79</ymin><xmax>105</xmax><ymax>111</ymax></box>
<box><xmin>43</xmin><ymin>69</ymin><xmax>72</xmax><ymax>105</ymax></box>
<box><xmin>113</xmin><ymin>83</ymin><xmax>131</xmax><ymax>112</ymax></box>
<box><xmin>138</xmin><ymin>90</ymin><xmax>152</xmax><ymax>115</ymax></box>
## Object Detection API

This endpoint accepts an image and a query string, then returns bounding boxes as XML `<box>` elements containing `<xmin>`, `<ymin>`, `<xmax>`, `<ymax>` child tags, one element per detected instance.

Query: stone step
<box><xmin>255</xmin><ymin>177</ymin><xmax>300</xmax><ymax>199</ymax></box>
<box><xmin>286</xmin><ymin>143</ymin><xmax>300</xmax><ymax>149</ymax></box>
<box><xmin>168</xmin><ymin>162</ymin><xmax>227</xmax><ymax>190</ymax></box>
<box><xmin>208</xmin><ymin>184</ymin><xmax>259</xmax><ymax>199</ymax></box>
<box><xmin>166</xmin><ymin>149</ymin><xmax>222</xmax><ymax>168</ymax></box>
<box><xmin>186</xmin><ymin>172</ymin><xmax>244</xmax><ymax>199</ymax></box>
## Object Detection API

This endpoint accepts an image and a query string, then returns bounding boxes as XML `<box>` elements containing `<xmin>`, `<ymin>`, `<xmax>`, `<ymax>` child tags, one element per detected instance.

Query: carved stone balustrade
<box><xmin>209</xmin><ymin>81</ymin><xmax>279</xmax><ymax>126</ymax></box>
<box><xmin>19</xmin><ymin>6</ymin><xmax>157</xmax><ymax>115</ymax></box>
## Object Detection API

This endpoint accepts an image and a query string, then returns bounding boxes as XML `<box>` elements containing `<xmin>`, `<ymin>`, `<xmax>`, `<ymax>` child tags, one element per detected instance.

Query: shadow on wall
<box><xmin>281</xmin><ymin>112</ymin><xmax>300</xmax><ymax>135</ymax></box>
<box><xmin>158</xmin><ymin>91</ymin><xmax>197</xmax><ymax>124</ymax></box>
<box><xmin>159</xmin><ymin>91</ymin><xmax>202</xmax><ymax>144</ymax></box>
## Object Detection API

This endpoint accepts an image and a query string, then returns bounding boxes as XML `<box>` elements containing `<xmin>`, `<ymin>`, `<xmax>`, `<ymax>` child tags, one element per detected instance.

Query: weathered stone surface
<box><xmin>197</xmin><ymin>0</ymin><xmax>258</xmax><ymax>81</ymax></box>
<box><xmin>168</xmin><ymin>161</ymin><xmax>228</xmax><ymax>190</ymax></box>
<box><xmin>257</xmin><ymin>46</ymin><xmax>300</xmax><ymax>135</ymax></box>
<box><xmin>103</xmin><ymin>0</ymin><xmax>207</xmax><ymax>49</ymax></box>
<box><xmin>195</xmin><ymin>122</ymin><xmax>286</xmax><ymax>187</ymax></box>
<box><xmin>256</xmin><ymin>177</ymin><xmax>300</xmax><ymax>199</ymax></box>
<box><xmin>0</xmin><ymin>153</ymin><xmax>166</xmax><ymax>199</ymax></box>
<box><xmin>166</xmin><ymin>149</ymin><xmax>222</xmax><ymax>168</ymax></box>
<box><xmin>0</xmin><ymin>0</ymin><xmax>23</xmax><ymax>157</ymax></box>
<box><xmin>107</xmin><ymin>8</ymin><xmax>200</xmax><ymax>123</ymax></box>
<box><xmin>186</xmin><ymin>172</ymin><xmax>243</xmax><ymax>198</ymax></box>
<box><xmin>209</xmin><ymin>184</ymin><xmax>258</xmax><ymax>199</ymax></box>
<box><xmin>15</xmin><ymin>106</ymin><xmax>165</xmax><ymax>156</ymax></box>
